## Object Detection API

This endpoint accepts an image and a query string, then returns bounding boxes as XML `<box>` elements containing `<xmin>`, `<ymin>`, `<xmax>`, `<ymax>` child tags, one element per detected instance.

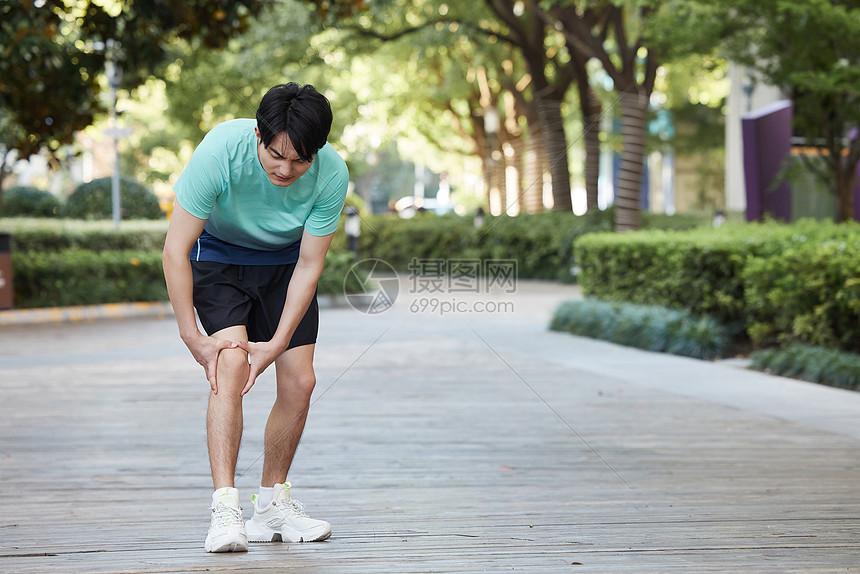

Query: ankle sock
<box><xmin>256</xmin><ymin>486</ymin><xmax>274</xmax><ymax>509</ymax></box>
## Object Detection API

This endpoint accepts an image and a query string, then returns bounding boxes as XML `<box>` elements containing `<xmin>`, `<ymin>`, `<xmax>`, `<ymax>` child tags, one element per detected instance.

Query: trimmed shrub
<box><xmin>743</xmin><ymin>240</ymin><xmax>860</xmax><ymax>351</ymax></box>
<box><xmin>358</xmin><ymin>209</ymin><xmax>615</xmax><ymax>281</ymax></box>
<box><xmin>12</xmin><ymin>249</ymin><xmax>167</xmax><ymax>308</ymax></box>
<box><xmin>1</xmin><ymin>186</ymin><xmax>61</xmax><ymax>217</ymax></box>
<box><xmin>318</xmin><ymin>250</ymin><xmax>361</xmax><ymax>296</ymax></box>
<box><xmin>2</xmin><ymin>218</ymin><xmax>168</xmax><ymax>252</ymax></box>
<box><xmin>750</xmin><ymin>345</ymin><xmax>860</xmax><ymax>391</ymax></box>
<box><xmin>11</xmin><ymin>246</ymin><xmax>350</xmax><ymax>308</ymax></box>
<box><xmin>66</xmin><ymin>177</ymin><xmax>164</xmax><ymax>220</ymax></box>
<box><xmin>575</xmin><ymin>220</ymin><xmax>860</xmax><ymax>328</ymax></box>
<box><xmin>550</xmin><ymin>298</ymin><xmax>731</xmax><ymax>360</ymax></box>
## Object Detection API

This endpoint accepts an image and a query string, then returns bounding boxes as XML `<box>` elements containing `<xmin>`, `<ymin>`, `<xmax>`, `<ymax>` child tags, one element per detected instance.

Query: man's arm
<box><xmin>239</xmin><ymin>229</ymin><xmax>334</xmax><ymax>395</ymax></box>
<box><xmin>163</xmin><ymin>202</ymin><xmax>237</xmax><ymax>393</ymax></box>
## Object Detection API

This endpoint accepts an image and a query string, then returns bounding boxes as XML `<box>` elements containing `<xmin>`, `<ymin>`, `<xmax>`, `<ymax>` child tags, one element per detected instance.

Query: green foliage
<box><xmin>743</xmin><ymin>239</ymin><xmax>860</xmax><ymax>351</ymax></box>
<box><xmin>0</xmin><ymin>218</ymin><xmax>168</xmax><ymax>252</ymax></box>
<box><xmin>576</xmin><ymin>219</ymin><xmax>860</xmax><ymax>351</ymax></box>
<box><xmin>0</xmin><ymin>0</ymin><xmax>102</xmax><ymax>160</ymax></box>
<box><xmin>750</xmin><ymin>345</ymin><xmax>860</xmax><ymax>392</ymax></box>
<box><xmin>576</xmin><ymin>219</ymin><xmax>860</xmax><ymax>326</ymax></box>
<box><xmin>2</xmin><ymin>217</ymin><xmax>359</xmax><ymax>307</ymax></box>
<box><xmin>0</xmin><ymin>186</ymin><xmax>61</xmax><ymax>218</ymax></box>
<box><xmin>0</xmin><ymin>0</ymin><xmax>265</xmax><ymax>168</ymax></box>
<box><xmin>666</xmin><ymin>0</ymin><xmax>860</xmax><ymax>219</ymax></box>
<box><xmin>550</xmin><ymin>298</ymin><xmax>731</xmax><ymax>360</ymax></box>
<box><xmin>318</xmin><ymin>250</ymin><xmax>361</xmax><ymax>297</ymax></box>
<box><xmin>11</xmin><ymin>249</ymin><xmax>167</xmax><ymax>308</ymax></box>
<box><xmin>65</xmin><ymin>178</ymin><xmax>164</xmax><ymax>220</ymax></box>
<box><xmin>358</xmin><ymin>210</ymin><xmax>615</xmax><ymax>281</ymax></box>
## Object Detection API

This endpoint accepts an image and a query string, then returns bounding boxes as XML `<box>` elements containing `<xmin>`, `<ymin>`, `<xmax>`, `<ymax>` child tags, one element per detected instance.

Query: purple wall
<box><xmin>742</xmin><ymin>101</ymin><xmax>793</xmax><ymax>222</ymax></box>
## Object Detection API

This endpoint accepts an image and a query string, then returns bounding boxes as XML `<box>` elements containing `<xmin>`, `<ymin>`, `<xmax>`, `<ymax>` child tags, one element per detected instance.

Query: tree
<box><xmin>719</xmin><ymin>0</ymin><xmax>860</xmax><ymax>222</ymax></box>
<box><xmin>0</xmin><ymin>0</ymin><xmax>265</xmax><ymax>205</ymax></box>
<box><xmin>652</xmin><ymin>0</ymin><xmax>860</xmax><ymax>221</ymax></box>
<box><xmin>0</xmin><ymin>0</ymin><xmax>102</xmax><ymax>195</ymax></box>
<box><xmin>531</xmin><ymin>0</ymin><xmax>660</xmax><ymax>230</ymax></box>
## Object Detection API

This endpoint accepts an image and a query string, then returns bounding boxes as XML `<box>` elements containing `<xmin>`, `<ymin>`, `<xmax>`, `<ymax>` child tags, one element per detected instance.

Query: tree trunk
<box><xmin>535</xmin><ymin>93</ymin><xmax>572</xmax><ymax>212</ymax></box>
<box><xmin>572</xmin><ymin>54</ymin><xmax>601</xmax><ymax>213</ymax></box>
<box><xmin>484</xmin><ymin>154</ymin><xmax>507</xmax><ymax>216</ymax></box>
<box><xmin>506</xmin><ymin>136</ymin><xmax>525</xmax><ymax>214</ymax></box>
<box><xmin>522</xmin><ymin>121</ymin><xmax>545</xmax><ymax>213</ymax></box>
<box><xmin>583</xmin><ymin>90</ymin><xmax>602</xmax><ymax>212</ymax></box>
<box><xmin>614</xmin><ymin>91</ymin><xmax>648</xmax><ymax>231</ymax></box>
<box><xmin>495</xmin><ymin>156</ymin><xmax>507</xmax><ymax>215</ymax></box>
<box><xmin>835</xmin><ymin>160</ymin><xmax>857</xmax><ymax>222</ymax></box>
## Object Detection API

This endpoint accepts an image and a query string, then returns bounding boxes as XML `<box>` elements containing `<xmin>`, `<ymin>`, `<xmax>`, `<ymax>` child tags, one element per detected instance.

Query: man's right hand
<box><xmin>184</xmin><ymin>333</ymin><xmax>239</xmax><ymax>394</ymax></box>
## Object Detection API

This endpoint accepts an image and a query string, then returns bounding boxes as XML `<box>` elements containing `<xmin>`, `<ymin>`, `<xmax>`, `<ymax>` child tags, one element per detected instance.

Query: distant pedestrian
<box><xmin>162</xmin><ymin>83</ymin><xmax>348</xmax><ymax>552</ymax></box>
<box><xmin>344</xmin><ymin>205</ymin><xmax>360</xmax><ymax>258</ymax></box>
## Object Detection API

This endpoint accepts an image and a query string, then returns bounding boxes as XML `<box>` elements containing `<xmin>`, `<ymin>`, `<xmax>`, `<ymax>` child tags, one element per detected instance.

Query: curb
<box><xmin>0</xmin><ymin>296</ymin><xmax>352</xmax><ymax>327</ymax></box>
<box><xmin>0</xmin><ymin>302</ymin><xmax>174</xmax><ymax>327</ymax></box>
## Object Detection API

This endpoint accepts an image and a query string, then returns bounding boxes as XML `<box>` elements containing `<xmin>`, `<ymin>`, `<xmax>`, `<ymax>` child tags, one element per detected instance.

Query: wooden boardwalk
<box><xmin>1</xmin><ymin>281</ymin><xmax>859</xmax><ymax>572</ymax></box>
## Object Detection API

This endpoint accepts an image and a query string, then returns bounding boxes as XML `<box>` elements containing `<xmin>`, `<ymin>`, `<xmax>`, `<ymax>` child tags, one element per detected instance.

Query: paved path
<box><xmin>1</xmin><ymin>281</ymin><xmax>859</xmax><ymax>572</ymax></box>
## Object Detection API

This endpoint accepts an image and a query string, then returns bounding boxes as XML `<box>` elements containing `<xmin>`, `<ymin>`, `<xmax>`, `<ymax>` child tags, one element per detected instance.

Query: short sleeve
<box><xmin>173</xmin><ymin>136</ymin><xmax>228</xmax><ymax>220</ymax></box>
<box><xmin>304</xmin><ymin>158</ymin><xmax>349</xmax><ymax>236</ymax></box>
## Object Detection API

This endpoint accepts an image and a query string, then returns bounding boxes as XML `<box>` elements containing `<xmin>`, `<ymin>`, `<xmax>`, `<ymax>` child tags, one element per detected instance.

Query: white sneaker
<box><xmin>204</xmin><ymin>487</ymin><xmax>249</xmax><ymax>553</ymax></box>
<box><xmin>246</xmin><ymin>482</ymin><xmax>331</xmax><ymax>543</ymax></box>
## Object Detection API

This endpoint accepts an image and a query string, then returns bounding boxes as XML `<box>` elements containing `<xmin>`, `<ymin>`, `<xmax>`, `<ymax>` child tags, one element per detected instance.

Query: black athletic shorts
<box><xmin>191</xmin><ymin>261</ymin><xmax>318</xmax><ymax>348</ymax></box>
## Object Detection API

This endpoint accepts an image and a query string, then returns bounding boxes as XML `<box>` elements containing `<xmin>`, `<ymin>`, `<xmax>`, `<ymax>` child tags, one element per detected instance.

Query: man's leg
<box><xmin>261</xmin><ymin>343</ymin><xmax>316</xmax><ymax>486</ymax></box>
<box><xmin>203</xmin><ymin>324</ymin><xmax>250</xmax><ymax>552</ymax></box>
<box><xmin>246</xmin><ymin>342</ymin><xmax>330</xmax><ymax>543</ymax></box>
<box><xmin>208</xmin><ymin>325</ymin><xmax>250</xmax><ymax>489</ymax></box>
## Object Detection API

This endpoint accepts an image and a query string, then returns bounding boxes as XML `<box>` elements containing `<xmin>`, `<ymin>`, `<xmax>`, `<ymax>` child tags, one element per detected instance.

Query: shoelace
<box><xmin>278</xmin><ymin>497</ymin><xmax>309</xmax><ymax>518</ymax></box>
<box><xmin>211</xmin><ymin>503</ymin><xmax>244</xmax><ymax>528</ymax></box>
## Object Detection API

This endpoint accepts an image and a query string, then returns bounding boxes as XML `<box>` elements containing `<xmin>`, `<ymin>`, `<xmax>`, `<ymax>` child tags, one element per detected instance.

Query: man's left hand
<box><xmin>234</xmin><ymin>340</ymin><xmax>285</xmax><ymax>396</ymax></box>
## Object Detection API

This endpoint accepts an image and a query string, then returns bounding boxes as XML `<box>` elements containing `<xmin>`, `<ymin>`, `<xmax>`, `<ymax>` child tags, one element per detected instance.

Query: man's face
<box><xmin>255</xmin><ymin>127</ymin><xmax>314</xmax><ymax>187</ymax></box>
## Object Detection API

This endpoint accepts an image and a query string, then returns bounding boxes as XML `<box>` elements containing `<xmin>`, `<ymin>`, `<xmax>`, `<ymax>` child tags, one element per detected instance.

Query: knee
<box><xmin>216</xmin><ymin>348</ymin><xmax>249</xmax><ymax>386</ymax></box>
<box><xmin>280</xmin><ymin>371</ymin><xmax>316</xmax><ymax>402</ymax></box>
<box><xmin>295</xmin><ymin>372</ymin><xmax>316</xmax><ymax>399</ymax></box>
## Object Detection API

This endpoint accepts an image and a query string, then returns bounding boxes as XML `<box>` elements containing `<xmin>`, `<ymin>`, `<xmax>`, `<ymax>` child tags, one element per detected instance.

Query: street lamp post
<box><xmin>105</xmin><ymin>39</ymin><xmax>123</xmax><ymax>229</ymax></box>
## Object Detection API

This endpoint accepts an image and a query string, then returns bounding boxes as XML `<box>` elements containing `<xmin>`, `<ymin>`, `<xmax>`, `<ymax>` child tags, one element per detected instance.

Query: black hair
<box><xmin>256</xmin><ymin>83</ymin><xmax>332</xmax><ymax>162</ymax></box>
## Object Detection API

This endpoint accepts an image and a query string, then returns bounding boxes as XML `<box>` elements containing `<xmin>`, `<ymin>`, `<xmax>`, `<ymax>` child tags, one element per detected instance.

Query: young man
<box><xmin>162</xmin><ymin>83</ymin><xmax>348</xmax><ymax>552</ymax></box>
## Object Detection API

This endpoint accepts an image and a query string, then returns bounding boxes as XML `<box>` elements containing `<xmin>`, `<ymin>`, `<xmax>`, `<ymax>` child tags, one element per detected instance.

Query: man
<box><xmin>162</xmin><ymin>83</ymin><xmax>348</xmax><ymax>553</ymax></box>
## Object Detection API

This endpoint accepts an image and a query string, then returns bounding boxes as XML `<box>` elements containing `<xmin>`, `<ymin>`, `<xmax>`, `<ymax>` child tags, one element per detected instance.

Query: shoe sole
<box><xmin>246</xmin><ymin>524</ymin><xmax>331</xmax><ymax>543</ymax></box>
<box><xmin>205</xmin><ymin>540</ymin><xmax>249</xmax><ymax>552</ymax></box>
<box><xmin>205</xmin><ymin>534</ymin><xmax>249</xmax><ymax>553</ymax></box>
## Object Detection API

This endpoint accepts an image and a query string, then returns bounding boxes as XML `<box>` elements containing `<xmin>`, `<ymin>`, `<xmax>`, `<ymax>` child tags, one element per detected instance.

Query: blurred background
<box><xmin>3</xmin><ymin>0</ymin><xmax>857</xmax><ymax>226</ymax></box>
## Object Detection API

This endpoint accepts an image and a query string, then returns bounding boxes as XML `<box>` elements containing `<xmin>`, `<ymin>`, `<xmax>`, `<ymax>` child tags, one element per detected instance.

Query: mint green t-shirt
<box><xmin>174</xmin><ymin>118</ymin><xmax>348</xmax><ymax>258</ymax></box>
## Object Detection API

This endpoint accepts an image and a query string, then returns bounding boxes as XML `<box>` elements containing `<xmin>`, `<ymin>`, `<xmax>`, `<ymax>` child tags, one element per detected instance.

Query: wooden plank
<box><xmin>1</xmin><ymin>282</ymin><xmax>859</xmax><ymax>572</ymax></box>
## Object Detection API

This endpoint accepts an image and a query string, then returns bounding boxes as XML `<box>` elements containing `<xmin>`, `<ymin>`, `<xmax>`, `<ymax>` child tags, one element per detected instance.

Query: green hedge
<box><xmin>550</xmin><ymin>298</ymin><xmax>731</xmax><ymax>360</ymax></box>
<box><xmin>358</xmin><ymin>209</ymin><xmax>616</xmax><ymax>281</ymax></box>
<box><xmin>750</xmin><ymin>344</ymin><xmax>860</xmax><ymax>391</ymax></box>
<box><xmin>10</xmin><ymin>247</ymin><xmax>354</xmax><ymax>308</ymax></box>
<box><xmin>743</xmin><ymin>240</ymin><xmax>860</xmax><ymax>351</ymax></box>
<box><xmin>1</xmin><ymin>186</ymin><xmax>61</xmax><ymax>217</ymax></box>
<box><xmin>1</xmin><ymin>218</ymin><xmax>168</xmax><ymax>252</ymax></box>
<box><xmin>575</xmin><ymin>220</ymin><xmax>860</xmax><ymax>334</ymax></box>
<box><xmin>12</xmin><ymin>249</ymin><xmax>167</xmax><ymax>308</ymax></box>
